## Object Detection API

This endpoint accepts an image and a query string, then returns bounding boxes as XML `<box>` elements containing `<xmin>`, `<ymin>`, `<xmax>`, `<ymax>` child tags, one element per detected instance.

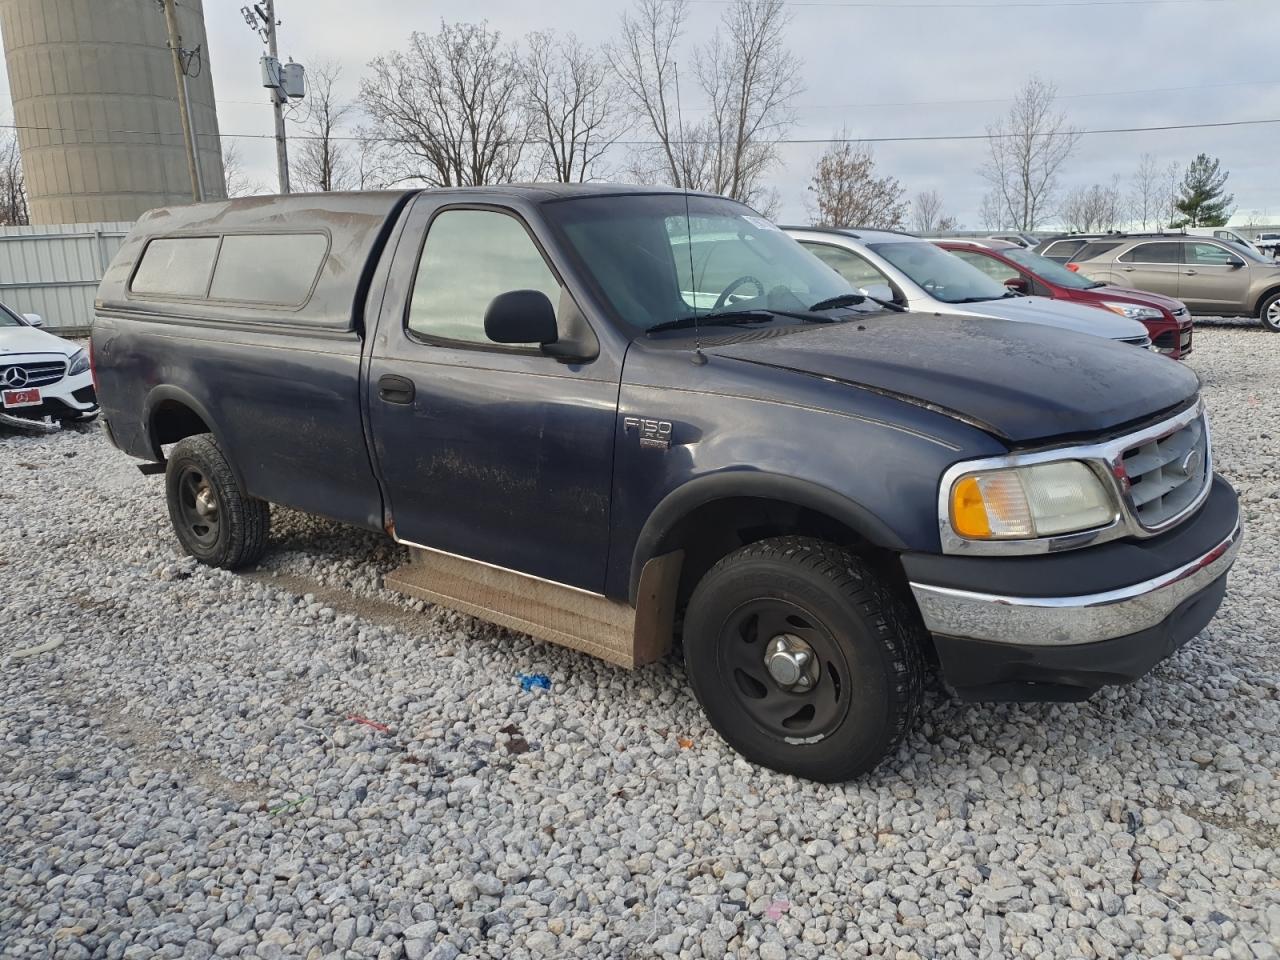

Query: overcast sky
<box><xmin>30</xmin><ymin>0</ymin><xmax>1280</xmax><ymax>225</ymax></box>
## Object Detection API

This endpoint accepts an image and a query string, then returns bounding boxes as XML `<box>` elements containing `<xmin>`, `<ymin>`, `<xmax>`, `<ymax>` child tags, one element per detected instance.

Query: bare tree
<box><xmin>912</xmin><ymin>188</ymin><xmax>957</xmax><ymax>234</ymax></box>
<box><xmin>980</xmin><ymin>77</ymin><xmax>1079</xmax><ymax>230</ymax></box>
<box><xmin>523</xmin><ymin>31</ymin><xmax>623</xmax><ymax>182</ymax></box>
<box><xmin>692</xmin><ymin>0</ymin><xmax>802</xmax><ymax>205</ymax></box>
<box><xmin>1060</xmin><ymin>180</ymin><xmax>1125</xmax><ymax>233</ymax></box>
<box><xmin>612</xmin><ymin>0</ymin><xmax>687</xmax><ymax>186</ymax></box>
<box><xmin>1160</xmin><ymin>160</ymin><xmax>1182</xmax><ymax>230</ymax></box>
<box><xmin>808</xmin><ymin>138</ymin><xmax>906</xmax><ymax>229</ymax></box>
<box><xmin>361</xmin><ymin>22</ymin><xmax>526</xmax><ymax>187</ymax></box>
<box><xmin>221</xmin><ymin>141</ymin><xmax>268</xmax><ymax>198</ymax></box>
<box><xmin>611</xmin><ymin>0</ymin><xmax>801</xmax><ymax>205</ymax></box>
<box><xmin>291</xmin><ymin>60</ymin><xmax>354</xmax><ymax>192</ymax></box>
<box><xmin>0</xmin><ymin>129</ymin><xmax>28</xmax><ymax>225</ymax></box>
<box><xmin>1129</xmin><ymin>153</ymin><xmax>1163</xmax><ymax>230</ymax></box>
<box><xmin>979</xmin><ymin>191</ymin><xmax>1005</xmax><ymax>231</ymax></box>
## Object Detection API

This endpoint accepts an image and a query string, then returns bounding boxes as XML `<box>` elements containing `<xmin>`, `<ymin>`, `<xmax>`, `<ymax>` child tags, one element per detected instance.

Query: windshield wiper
<box><xmin>647</xmin><ymin>307</ymin><xmax>841</xmax><ymax>335</ymax></box>
<box><xmin>646</xmin><ymin>310</ymin><xmax>777</xmax><ymax>334</ymax></box>
<box><xmin>809</xmin><ymin>292</ymin><xmax>904</xmax><ymax>313</ymax></box>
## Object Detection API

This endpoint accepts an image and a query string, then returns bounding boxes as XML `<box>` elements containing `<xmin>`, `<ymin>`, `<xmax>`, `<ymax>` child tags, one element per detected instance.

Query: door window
<box><xmin>1118</xmin><ymin>242</ymin><xmax>1181</xmax><ymax>264</ymax></box>
<box><xmin>801</xmin><ymin>242</ymin><xmax>890</xmax><ymax>289</ymax></box>
<box><xmin>408</xmin><ymin>209</ymin><xmax>561</xmax><ymax>345</ymax></box>
<box><xmin>950</xmin><ymin>249</ymin><xmax>1019</xmax><ymax>284</ymax></box>
<box><xmin>1185</xmin><ymin>242</ymin><xmax>1239</xmax><ymax>266</ymax></box>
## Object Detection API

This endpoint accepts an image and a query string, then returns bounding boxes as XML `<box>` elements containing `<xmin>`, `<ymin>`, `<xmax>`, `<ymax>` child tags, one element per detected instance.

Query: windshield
<box><xmin>1003</xmin><ymin>247</ymin><xmax>1100</xmax><ymax>290</ymax></box>
<box><xmin>869</xmin><ymin>241</ymin><xmax>1010</xmax><ymax>303</ymax></box>
<box><xmin>542</xmin><ymin>194</ymin><xmax>855</xmax><ymax>332</ymax></box>
<box><xmin>0</xmin><ymin>303</ymin><xmax>21</xmax><ymax>327</ymax></box>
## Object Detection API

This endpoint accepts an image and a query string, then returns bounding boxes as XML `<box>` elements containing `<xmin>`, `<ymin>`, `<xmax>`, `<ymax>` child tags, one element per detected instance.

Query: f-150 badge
<box><xmin>624</xmin><ymin>417</ymin><xmax>672</xmax><ymax>449</ymax></box>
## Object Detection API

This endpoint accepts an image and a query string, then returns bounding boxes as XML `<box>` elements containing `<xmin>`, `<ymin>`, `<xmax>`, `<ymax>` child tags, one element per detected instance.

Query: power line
<box><xmin>759</xmin><ymin>78</ymin><xmax>1280</xmax><ymax>112</ymax></box>
<box><xmin>3</xmin><ymin>115</ymin><xmax>1278</xmax><ymax>147</ymax></box>
<box><xmin>683</xmin><ymin>0</ymin><xmax>1246</xmax><ymax>7</ymax></box>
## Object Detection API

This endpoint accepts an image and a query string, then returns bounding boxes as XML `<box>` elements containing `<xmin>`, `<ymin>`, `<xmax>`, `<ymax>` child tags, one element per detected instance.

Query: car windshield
<box><xmin>868</xmin><ymin>241</ymin><xmax>1010</xmax><ymax>303</ymax></box>
<box><xmin>1003</xmin><ymin>247</ymin><xmax>1102</xmax><ymax>290</ymax></box>
<box><xmin>0</xmin><ymin>303</ymin><xmax>22</xmax><ymax>327</ymax></box>
<box><xmin>541</xmin><ymin>193</ymin><xmax>857</xmax><ymax>332</ymax></box>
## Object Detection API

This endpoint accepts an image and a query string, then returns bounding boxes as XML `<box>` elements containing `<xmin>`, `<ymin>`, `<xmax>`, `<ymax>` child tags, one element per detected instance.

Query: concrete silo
<box><xmin>0</xmin><ymin>0</ymin><xmax>226</xmax><ymax>224</ymax></box>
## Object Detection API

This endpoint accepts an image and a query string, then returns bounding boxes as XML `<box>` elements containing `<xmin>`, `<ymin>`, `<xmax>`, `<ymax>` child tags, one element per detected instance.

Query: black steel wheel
<box><xmin>164</xmin><ymin>433</ymin><xmax>270</xmax><ymax>569</ymax></box>
<box><xmin>684</xmin><ymin>536</ymin><xmax>923</xmax><ymax>781</ymax></box>
<box><xmin>717</xmin><ymin>598</ymin><xmax>852</xmax><ymax>744</ymax></box>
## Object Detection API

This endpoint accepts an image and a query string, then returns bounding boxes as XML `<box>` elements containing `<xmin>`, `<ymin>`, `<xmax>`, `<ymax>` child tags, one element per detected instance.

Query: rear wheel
<box><xmin>165</xmin><ymin>434</ymin><xmax>270</xmax><ymax>569</ymax></box>
<box><xmin>1260</xmin><ymin>291</ymin><xmax>1280</xmax><ymax>332</ymax></box>
<box><xmin>683</xmin><ymin>536</ymin><xmax>923</xmax><ymax>782</ymax></box>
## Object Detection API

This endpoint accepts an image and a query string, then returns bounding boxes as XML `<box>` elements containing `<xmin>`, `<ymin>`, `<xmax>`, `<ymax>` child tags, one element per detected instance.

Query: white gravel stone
<box><xmin>0</xmin><ymin>324</ymin><xmax>1277</xmax><ymax>959</ymax></box>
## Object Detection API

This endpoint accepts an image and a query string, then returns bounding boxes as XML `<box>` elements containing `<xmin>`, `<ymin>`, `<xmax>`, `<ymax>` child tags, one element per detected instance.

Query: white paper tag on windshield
<box><xmin>742</xmin><ymin>216</ymin><xmax>781</xmax><ymax>232</ymax></box>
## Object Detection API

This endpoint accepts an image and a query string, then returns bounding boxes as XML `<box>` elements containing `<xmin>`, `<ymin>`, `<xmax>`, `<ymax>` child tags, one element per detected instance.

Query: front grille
<box><xmin>0</xmin><ymin>359</ymin><xmax>66</xmax><ymax>388</ymax></box>
<box><xmin>1153</xmin><ymin>330</ymin><xmax>1178</xmax><ymax>349</ymax></box>
<box><xmin>1121</xmin><ymin>414</ymin><xmax>1209</xmax><ymax>529</ymax></box>
<box><xmin>1171</xmin><ymin>307</ymin><xmax>1190</xmax><ymax>320</ymax></box>
<box><xmin>1122</xmin><ymin>335</ymin><xmax>1153</xmax><ymax>348</ymax></box>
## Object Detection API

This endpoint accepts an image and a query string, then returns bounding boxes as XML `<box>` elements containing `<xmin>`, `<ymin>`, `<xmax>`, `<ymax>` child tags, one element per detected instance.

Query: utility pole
<box><xmin>161</xmin><ymin>0</ymin><xmax>202</xmax><ymax>202</ymax></box>
<box><xmin>243</xmin><ymin>1</ymin><xmax>302</xmax><ymax>194</ymax></box>
<box><xmin>262</xmin><ymin>0</ymin><xmax>289</xmax><ymax>194</ymax></box>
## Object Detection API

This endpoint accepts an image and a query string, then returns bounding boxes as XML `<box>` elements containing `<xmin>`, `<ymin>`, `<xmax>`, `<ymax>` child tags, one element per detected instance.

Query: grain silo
<box><xmin>0</xmin><ymin>0</ymin><xmax>226</xmax><ymax>224</ymax></box>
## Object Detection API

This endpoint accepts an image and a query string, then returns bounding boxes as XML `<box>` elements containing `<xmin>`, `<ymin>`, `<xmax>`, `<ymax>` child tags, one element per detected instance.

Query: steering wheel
<box><xmin>712</xmin><ymin>275</ymin><xmax>766</xmax><ymax>310</ymax></box>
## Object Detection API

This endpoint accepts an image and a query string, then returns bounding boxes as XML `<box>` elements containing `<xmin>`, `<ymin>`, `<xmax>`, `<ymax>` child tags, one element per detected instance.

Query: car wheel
<box><xmin>165</xmin><ymin>433</ymin><xmax>270</xmax><ymax>569</ymax></box>
<box><xmin>1260</xmin><ymin>291</ymin><xmax>1280</xmax><ymax>332</ymax></box>
<box><xmin>682</xmin><ymin>536</ymin><xmax>924</xmax><ymax>782</ymax></box>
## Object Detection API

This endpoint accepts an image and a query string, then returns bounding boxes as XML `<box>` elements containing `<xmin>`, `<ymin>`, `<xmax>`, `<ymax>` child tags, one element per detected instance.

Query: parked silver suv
<box><xmin>1071</xmin><ymin>235</ymin><xmax>1280</xmax><ymax>332</ymax></box>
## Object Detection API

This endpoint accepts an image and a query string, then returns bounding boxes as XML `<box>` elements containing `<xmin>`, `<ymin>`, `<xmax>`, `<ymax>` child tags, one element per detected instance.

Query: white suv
<box><xmin>0</xmin><ymin>305</ymin><xmax>98</xmax><ymax>426</ymax></box>
<box><xmin>785</xmin><ymin>227</ymin><xmax>1152</xmax><ymax>347</ymax></box>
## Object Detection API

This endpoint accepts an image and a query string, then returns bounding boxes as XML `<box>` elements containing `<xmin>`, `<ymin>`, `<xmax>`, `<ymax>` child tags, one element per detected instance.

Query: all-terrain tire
<box><xmin>683</xmin><ymin>536</ymin><xmax>924</xmax><ymax>782</ymax></box>
<box><xmin>165</xmin><ymin>433</ymin><xmax>270</xmax><ymax>569</ymax></box>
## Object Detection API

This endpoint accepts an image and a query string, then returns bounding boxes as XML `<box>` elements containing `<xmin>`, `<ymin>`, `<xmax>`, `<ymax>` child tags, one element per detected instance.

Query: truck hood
<box><xmin>955</xmin><ymin>295</ymin><xmax>1150</xmax><ymax>340</ymax></box>
<box><xmin>706</xmin><ymin>313</ymin><xmax>1199</xmax><ymax>444</ymax></box>
<box><xmin>0</xmin><ymin>325</ymin><xmax>76</xmax><ymax>358</ymax></box>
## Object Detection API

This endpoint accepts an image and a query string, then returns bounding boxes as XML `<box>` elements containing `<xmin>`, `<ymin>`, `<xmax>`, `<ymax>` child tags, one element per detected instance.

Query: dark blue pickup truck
<box><xmin>92</xmin><ymin>186</ymin><xmax>1241</xmax><ymax>780</ymax></box>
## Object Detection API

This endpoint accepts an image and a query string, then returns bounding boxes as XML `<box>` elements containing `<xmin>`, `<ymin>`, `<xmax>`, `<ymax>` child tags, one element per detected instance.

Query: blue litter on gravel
<box><xmin>517</xmin><ymin>673</ymin><xmax>552</xmax><ymax>692</ymax></box>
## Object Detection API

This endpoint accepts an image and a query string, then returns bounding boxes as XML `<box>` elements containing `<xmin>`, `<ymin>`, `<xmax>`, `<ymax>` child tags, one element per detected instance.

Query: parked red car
<box><xmin>934</xmin><ymin>239</ymin><xmax>1193</xmax><ymax>358</ymax></box>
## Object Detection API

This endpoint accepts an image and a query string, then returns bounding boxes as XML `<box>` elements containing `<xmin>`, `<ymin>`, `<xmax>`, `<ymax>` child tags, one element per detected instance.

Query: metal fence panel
<box><xmin>0</xmin><ymin>222</ymin><xmax>133</xmax><ymax>333</ymax></box>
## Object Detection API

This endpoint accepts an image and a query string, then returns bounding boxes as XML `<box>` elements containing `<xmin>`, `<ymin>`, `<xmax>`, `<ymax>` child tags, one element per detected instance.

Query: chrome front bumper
<box><xmin>909</xmin><ymin>522</ymin><xmax>1242</xmax><ymax>647</ymax></box>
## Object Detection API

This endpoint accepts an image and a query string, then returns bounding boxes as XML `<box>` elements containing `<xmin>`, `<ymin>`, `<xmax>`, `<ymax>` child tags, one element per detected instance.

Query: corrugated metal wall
<box><xmin>0</xmin><ymin>221</ymin><xmax>131</xmax><ymax>333</ymax></box>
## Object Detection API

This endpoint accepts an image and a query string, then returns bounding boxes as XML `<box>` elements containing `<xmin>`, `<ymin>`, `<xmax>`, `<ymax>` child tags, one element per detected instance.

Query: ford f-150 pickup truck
<box><xmin>92</xmin><ymin>186</ymin><xmax>1242</xmax><ymax>781</ymax></box>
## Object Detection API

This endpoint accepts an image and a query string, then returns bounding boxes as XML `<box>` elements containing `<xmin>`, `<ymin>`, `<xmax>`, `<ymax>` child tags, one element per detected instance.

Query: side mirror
<box><xmin>484</xmin><ymin>290</ymin><xmax>558</xmax><ymax>346</ymax></box>
<box><xmin>857</xmin><ymin>283</ymin><xmax>895</xmax><ymax>304</ymax></box>
<box><xmin>1227</xmin><ymin>257</ymin><xmax>1245</xmax><ymax>269</ymax></box>
<box><xmin>23</xmin><ymin>313</ymin><xmax>43</xmax><ymax>327</ymax></box>
<box><xmin>1003</xmin><ymin>276</ymin><xmax>1029</xmax><ymax>292</ymax></box>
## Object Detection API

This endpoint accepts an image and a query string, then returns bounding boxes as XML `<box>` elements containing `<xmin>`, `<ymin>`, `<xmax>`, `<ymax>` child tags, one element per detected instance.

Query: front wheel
<box><xmin>1260</xmin><ymin>291</ymin><xmax>1280</xmax><ymax>332</ymax></box>
<box><xmin>683</xmin><ymin>536</ymin><xmax>923</xmax><ymax>782</ymax></box>
<box><xmin>165</xmin><ymin>434</ymin><xmax>270</xmax><ymax>569</ymax></box>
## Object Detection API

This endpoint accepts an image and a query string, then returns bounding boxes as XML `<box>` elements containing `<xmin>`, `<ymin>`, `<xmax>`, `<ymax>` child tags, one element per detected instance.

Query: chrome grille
<box><xmin>0</xmin><ymin>359</ymin><xmax>66</xmax><ymax>388</ymax></box>
<box><xmin>1121</xmin><ymin>414</ymin><xmax>1209</xmax><ymax>529</ymax></box>
<box><xmin>1122</xmin><ymin>335</ymin><xmax>1153</xmax><ymax>348</ymax></box>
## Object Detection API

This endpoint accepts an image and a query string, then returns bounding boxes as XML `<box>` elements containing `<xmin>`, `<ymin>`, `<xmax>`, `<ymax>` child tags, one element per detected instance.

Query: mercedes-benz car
<box><xmin>0</xmin><ymin>305</ymin><xmax>99</xmax><ymax>426</ymax></box>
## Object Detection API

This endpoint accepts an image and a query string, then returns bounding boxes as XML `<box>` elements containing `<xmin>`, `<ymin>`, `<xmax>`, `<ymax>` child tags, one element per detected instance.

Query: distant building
<box><xmin>0</xmin><ymin>0</ymin><xmax>226</xmax><ymax>224</ymax></box>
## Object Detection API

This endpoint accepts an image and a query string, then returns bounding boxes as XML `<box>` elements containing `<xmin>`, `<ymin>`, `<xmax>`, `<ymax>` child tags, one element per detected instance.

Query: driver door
<box><xmin>366</xmin><ymin>198</ymin><xmax>620</xmax><ymax>592</ymax></box>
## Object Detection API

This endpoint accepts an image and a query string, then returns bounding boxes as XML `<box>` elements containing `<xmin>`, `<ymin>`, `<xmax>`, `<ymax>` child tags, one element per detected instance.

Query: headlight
<box><xmin>66</xmin><ymin>348</ymin><xmax>90</xmax><ymax>376</ymax></box>
<box><xmin>1101</xmin><ymin>301</ymin><xmax>1163</xmax><ymax>321</ymax></box>
<box><xmin>949</xmin><ymin>461</ymin><xmax>1115</xmax><ymax>540</ymax></box>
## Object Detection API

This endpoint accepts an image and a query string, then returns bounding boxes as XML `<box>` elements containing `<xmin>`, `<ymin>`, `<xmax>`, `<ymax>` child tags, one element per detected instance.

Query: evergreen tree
<box><xmin>1173</xmin><ymin>154</ymin><xmax>1234</xmax><ymax>227</ymax></box>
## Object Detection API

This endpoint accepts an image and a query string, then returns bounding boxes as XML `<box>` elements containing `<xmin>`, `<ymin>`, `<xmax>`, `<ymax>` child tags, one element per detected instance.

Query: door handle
<box><xmin>1184</xmin><ymin>270</ymin><xmax>1197</xmax><ymax>276</ymax></box>
<box><xmin>378</xmin><ymin>374</ymin><xmax>415</xmax><ymax>404</ymax></box>
<box><xmin>1120</xmin><ymin>266</ymin><xmax>1134</xmax><ymax>272</ymax></box>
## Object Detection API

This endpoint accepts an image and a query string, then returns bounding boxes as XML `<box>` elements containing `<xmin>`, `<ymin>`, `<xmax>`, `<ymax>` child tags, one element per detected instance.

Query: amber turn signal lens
<box><xmin>951</xmin><ymin>475</ymin><xmax>992</xmax><ymax>538</ymax></box>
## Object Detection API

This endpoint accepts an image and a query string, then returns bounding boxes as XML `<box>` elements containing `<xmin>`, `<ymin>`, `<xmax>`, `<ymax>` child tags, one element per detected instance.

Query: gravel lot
<box><xmin>2</xmin><ymin>322</ymin><xmax>1277</xmax><ymax>960</ymax></box>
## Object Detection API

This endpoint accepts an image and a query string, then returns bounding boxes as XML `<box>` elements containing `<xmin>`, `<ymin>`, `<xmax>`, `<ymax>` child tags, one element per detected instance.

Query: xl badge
<box><xmin>624</xmin><ymin>417</ymin><xmax>672</xmax><ymax>449</ymax></box>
